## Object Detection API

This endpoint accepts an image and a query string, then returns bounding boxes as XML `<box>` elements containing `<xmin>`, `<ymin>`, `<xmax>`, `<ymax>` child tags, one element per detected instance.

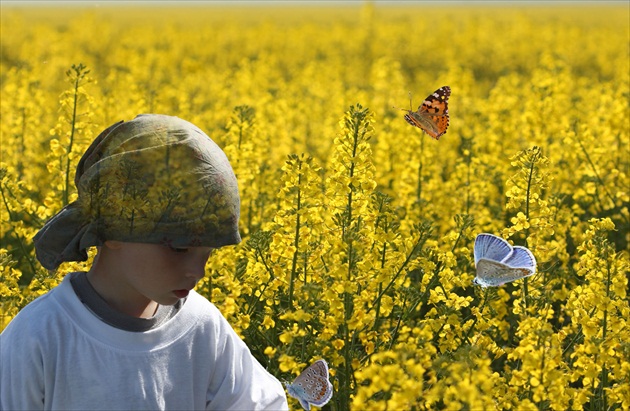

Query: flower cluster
<box><xmin>1</xmin><ymin>4</ymin><xmax>628</xmax><ymax>410</ymax></box>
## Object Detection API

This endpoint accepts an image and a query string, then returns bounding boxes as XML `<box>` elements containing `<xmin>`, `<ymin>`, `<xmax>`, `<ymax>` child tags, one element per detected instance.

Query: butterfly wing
<box><xmin>404</xmin><ymin>112</ymin><xmax>438</xmax><ymax>135</ymax></box>
<box><xmin>404</xmin><ymin>86</ymin><xmax>451</xmax><ymax>140</ymax></box>
<box><xmin>503</xmin><ymin>246</ymin><xmax>537</xmax><ymax>272</ymax></box>
<box><xmin>474</xmin><ymin>259</ymin><xmax>533</xmax><ymax>287</ymax></box>
<box><xmin>299</xmin><ymin>397</ymin><xmax>312</xmax><ymax>411</ymax></box>
<box><xmin>474</xmin><ymin>233</ymin><xmax>512</xmax><ymax>265</ymax></box>
<box><xmin>307</xmin><ymin>360</ymin><xmax>333</xmax><ymax>407</ymax></box>
<box><xmin>286</xmin><ymin>359</ymin><xmax>333</xmax><ymax>410</ymax></box>
<box><xmin>285</xmin><ymin>384</ymin><xmax>312</xmax><ymax>411</ymax></box>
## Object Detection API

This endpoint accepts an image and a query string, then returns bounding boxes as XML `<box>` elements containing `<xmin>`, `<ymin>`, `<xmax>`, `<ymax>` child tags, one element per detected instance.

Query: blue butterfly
<box><xmin>285</xmin><ymin>359</ymin><xmax>333</xmax><ymax>410</ymax></box>
<box><xmin>473</xmin><ymin>233</ymin><xmax>537</xmax><ymax>287</ymax></box>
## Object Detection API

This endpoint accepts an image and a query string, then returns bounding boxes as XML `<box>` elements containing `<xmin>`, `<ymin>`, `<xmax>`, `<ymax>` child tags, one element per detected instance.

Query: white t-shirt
<box><xmin>0</xmin><ymin>274</ymin><xmax>288</xmax><ymax>411</ymax></box>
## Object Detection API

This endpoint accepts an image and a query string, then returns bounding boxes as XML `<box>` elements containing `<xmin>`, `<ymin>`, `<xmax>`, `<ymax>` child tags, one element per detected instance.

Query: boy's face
<box><xmin>105</xmin><ymin>242</ymin><xmax>214</xmax><ymax>306</ymax></box>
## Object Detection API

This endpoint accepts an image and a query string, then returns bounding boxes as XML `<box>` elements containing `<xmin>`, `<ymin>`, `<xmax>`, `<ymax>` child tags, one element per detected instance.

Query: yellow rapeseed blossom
<box><xmin>1</xmin><ymin>5</ymin><xmax>628</xmax><ymax>410</ymax></box>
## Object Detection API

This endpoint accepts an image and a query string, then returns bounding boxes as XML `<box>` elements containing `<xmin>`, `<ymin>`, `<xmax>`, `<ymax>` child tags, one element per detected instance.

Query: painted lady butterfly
<box><xmin>401</xmin><ymin>86</ymin><xmax>451</xmax><ymax>140</ymax></box>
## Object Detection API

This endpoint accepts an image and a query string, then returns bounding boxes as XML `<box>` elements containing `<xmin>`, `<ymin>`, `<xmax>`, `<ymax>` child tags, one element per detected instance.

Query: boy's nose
<box><xmin>184</xmin><ymin>248</ymin><xmax>213</xmax><ymax>281</ymax></box>
<box><xmin>184</xmin><ymin>260</ymin><xmax>208</xmax><ymax>282</ymax></box>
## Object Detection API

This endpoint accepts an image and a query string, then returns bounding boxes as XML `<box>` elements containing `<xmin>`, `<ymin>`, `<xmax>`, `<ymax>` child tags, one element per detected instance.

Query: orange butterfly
<box><xmin>400</xmin><ymin>86</ymin><xmax>451</xmax><ymax>140</ymax></box>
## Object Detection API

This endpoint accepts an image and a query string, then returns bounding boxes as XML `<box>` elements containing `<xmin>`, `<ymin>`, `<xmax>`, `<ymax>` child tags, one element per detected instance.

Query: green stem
<box><xmin>522</xmin><ymin>148</ymin><xmax>539</xmax><ymax>308</ymax></box>
<box><xmin>288</xmin><ymin>160</ymin><xmax>302</xmax><ymax>309</ymax></box>
<box><xmin>0</xmin><ymin>183</ymin><xmax>38</xmax><ymax>275</ymax></box>
<box><xmin>387</xmin><ymin>292</ymin><xmax>408</xmax><ymax>350</ymax></box>
<box><xmin>598</xmin><ymin>252</ymin><xmax>612</xmax><ymax>409</ymax></box>
<box><xmin>575</xmin><ymin>128</ymin><xmax>627</xmax><ymax>225</ymax></box>
<box><xmin>537</xmin><ymin>342</ymin><xmax>546</xmax><ymax>410</ymax></box>
<box><xmin>372</xmin><ymin>243</ymin><xmax>387</xmax><ymax>331</ymax></box>
<box><xmin>417</xmin><ymin>136</ymin><xmax>425</xmax><ymax>211</ymax></box>
<box><xmin>368</xmin><ymin>233</ymin><xmax>425</xmax><ymax>315</ymax></box>
<box><xmin>465</xmin><ymin>147</ymin><xmax>472</xmax><ymax>214</ymax></box>
<box><xmin>17</xmin><ymin>108</ymin><xmax>26</xmax><ymax>179</ymax></box>
<box><xmin>462</xmin><ymin>288</ymin><xmax>489</xmax><ymax>343</ymax></box>
<box><xmin>237</xmin><ymin>109</ymin><xmax>244</xmax><ymax>149</ymax></box>
<box><xmin>63</xmin><ymin>73</ymin><xmax>80</xmax><ymax>206</ymax></box>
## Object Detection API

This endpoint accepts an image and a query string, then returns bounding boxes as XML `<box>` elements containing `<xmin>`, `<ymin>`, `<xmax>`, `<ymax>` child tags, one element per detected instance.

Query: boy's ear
<box><xmin>103</xmin><ymin>240</ymin><xmax>123</xmax><ymax>250</ymax></box>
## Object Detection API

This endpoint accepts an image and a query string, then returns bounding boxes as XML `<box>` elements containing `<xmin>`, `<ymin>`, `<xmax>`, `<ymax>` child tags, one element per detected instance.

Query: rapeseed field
<box><xmin>1</xmin><ymin>3</ymin><xmax>628</xmax><ymax>410</ymax></box>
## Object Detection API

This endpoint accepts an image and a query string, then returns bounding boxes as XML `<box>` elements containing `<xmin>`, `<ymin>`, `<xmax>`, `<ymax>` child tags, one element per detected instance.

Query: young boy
<box><xmin>0</xmin><ymin>114</ymin><xmax>288</xmax><ymax>410</ymax></box>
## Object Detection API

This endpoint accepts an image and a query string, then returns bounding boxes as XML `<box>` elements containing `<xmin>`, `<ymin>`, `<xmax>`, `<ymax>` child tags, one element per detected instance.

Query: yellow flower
<box><xmin>262</xmin><ymin>315</ymin><xmax>275</xmax><ymax>329</ymax></box>
<box><xmin>2</xmin><ymin>8</ymin><xmax>629</xmax><ymax>410</ymax></box>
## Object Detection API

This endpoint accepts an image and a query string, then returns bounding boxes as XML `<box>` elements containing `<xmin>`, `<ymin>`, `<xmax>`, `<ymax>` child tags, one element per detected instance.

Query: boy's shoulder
<box><xmin>184</xmin><ymin>290</ymin><xmax>231</xmax><ymax>331</ymax></box>
<box><xmin>1</xmin><ymin>276</ymin><xmax>232</xmax><ymax>348</ymax></box>
<box><xmin>1</xmin><ymin>276</ymin><xmax>72</xmax><ymax>339</ymax></box>
<box><xmin>0</xmin><ymin>280</ymin><xmax>74</xmax><ymax>364</ymax></box>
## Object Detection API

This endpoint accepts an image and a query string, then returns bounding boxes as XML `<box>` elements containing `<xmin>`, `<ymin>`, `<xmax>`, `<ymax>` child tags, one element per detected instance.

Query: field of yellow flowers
<box><xmin>1</xmin><ymin>3</ymin><xmax>629</xmax><ymax>410</ymax></box>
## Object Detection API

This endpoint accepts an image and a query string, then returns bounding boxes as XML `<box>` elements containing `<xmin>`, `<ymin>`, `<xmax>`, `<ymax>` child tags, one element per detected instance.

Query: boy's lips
<box><xmin>173</xmin><ymin>289</ymin><xmax>190</xmax><ymax>298</ymax></box>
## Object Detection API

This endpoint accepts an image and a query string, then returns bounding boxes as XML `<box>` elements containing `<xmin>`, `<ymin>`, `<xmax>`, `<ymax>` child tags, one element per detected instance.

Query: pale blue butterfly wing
<box><xmin>502</xmin><ymin>246</ymin><xmax>537</xmax><ymax>271</ymax></box>
<box><xmin>474</xmin><ymin>233</ymin><xmax>512</xmax><ymax>265</ymax></box>
<box><xmin>474</xmin><ymin>259</ymin><xmax>534</xmax><ymax>287</ymax></box>
<box><xmin>474</xmin><ymin>234</ymin><xmax>536</xmax><ymax>287</ymax></box>
<box><xmin>285</xmin><ymin>359</ymin><xmax>333</xmax><ymax>410</ymax></box>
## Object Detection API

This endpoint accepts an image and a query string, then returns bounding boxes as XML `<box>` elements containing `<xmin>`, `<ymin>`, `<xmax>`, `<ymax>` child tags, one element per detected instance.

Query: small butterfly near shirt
<box><xmin>285</xmin><ymin>359</ymin><xmax>333</xmax><ymax>410</ymax></box>
<box><xmin>399</xmin><ymin>86</ymin><xmax>451</xmax><ymax>140</ymax></box>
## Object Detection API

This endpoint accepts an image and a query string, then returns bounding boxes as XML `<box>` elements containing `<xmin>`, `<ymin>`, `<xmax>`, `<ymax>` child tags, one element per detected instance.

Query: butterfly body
<box><xmin>402</xmin><ymin>86</ymin><xmax>451</xmax><ymax>140</ymax></box>
<box><xmin>473</xmin><ymin>233</ymin><xmax>536</xmax><ymax>287</ymax></box>
<box><xmin>285</xmin><ymin>359</ymin><xmax>333</xmax><ymax>410</ymax></box>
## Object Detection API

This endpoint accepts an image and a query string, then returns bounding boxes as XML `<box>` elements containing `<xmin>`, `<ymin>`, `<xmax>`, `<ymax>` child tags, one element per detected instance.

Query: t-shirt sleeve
<box><xmin>0</xmin><ymin>310</ymin><xmax>46</xmax><ymax>410</ymax></box>
<box><xmin>205</xmin><ymin>309</ymin><xmax>288</xmax><ymax>411</ymax></box>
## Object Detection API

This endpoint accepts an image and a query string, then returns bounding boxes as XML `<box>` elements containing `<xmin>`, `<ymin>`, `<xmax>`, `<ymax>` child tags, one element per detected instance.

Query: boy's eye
<box><xmin>169</xmin><ymin>246</ymin><xmax>189</xmax><ymax>253</ymax></box>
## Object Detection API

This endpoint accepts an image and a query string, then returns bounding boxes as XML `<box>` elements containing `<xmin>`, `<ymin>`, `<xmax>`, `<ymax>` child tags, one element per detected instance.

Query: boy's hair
<box><xmin>34</xmin><ymin>114</ymin><xmax>241</xmax><ymax>270</ymax></box>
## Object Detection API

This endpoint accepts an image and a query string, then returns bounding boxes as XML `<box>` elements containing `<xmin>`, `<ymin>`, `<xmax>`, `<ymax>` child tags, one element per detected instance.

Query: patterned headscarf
<box><xmin>34</xmin><ymin>114</ymin><xmax>241</xmax><ymax>270</ymax></box>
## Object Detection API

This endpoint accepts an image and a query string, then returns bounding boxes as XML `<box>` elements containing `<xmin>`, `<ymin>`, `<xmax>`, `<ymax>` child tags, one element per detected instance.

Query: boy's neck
<box><xmin>87</xmin><ymin>250</ymin><xmax>159</xmax><ymax>319</ymax></box>
<box><xmin>87</xmin><ymin>269</ymin><xmax>159</xmax><ymax>318</ymax></box>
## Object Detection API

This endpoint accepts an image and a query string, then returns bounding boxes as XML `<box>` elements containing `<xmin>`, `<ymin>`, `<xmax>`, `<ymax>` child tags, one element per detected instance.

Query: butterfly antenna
<box><xmin>392</xmin><ymin>91</ymin><xmax>414</xmax><ymax>113</ymax></box>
